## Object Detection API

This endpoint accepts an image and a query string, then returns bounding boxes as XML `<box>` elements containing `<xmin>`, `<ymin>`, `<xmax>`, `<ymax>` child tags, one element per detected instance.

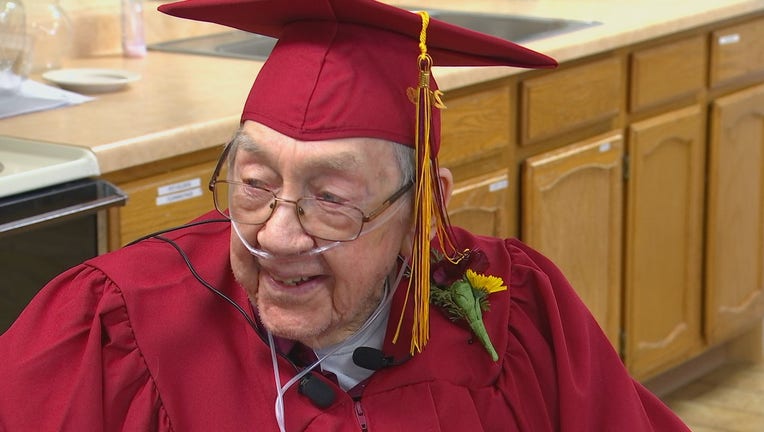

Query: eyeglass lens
<box><xmin>214</xmin><ymin>182</ymin><xmax>365</xmax><ymax>241</ymax></box>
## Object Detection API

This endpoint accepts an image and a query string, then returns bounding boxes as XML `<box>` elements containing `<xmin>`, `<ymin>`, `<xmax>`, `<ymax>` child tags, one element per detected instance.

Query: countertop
<box><xmin>2</xmin><ymin>0</ymin><xmax>764</xmax><ymax>174</ymax></box>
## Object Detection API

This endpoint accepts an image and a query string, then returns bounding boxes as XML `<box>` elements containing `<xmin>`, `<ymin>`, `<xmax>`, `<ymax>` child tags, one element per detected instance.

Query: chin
<box><xmin>258</xmin><ymin>305</ymin><xmax>328</xmax><ymax>345</ymax></box>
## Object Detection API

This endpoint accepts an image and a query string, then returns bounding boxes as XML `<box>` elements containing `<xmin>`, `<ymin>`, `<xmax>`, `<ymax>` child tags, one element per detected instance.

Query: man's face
<box><xmin>229</xmin><ymin>121</ymin><xmax>413</xmax><ymax>349</ymax></box>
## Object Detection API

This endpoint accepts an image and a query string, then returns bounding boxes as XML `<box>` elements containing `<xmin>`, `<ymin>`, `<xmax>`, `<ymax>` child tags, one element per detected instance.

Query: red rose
<box><xmin>431</xmin><ymin>249</ymin><xmax>488</xmax><ymax>286</ymax></box>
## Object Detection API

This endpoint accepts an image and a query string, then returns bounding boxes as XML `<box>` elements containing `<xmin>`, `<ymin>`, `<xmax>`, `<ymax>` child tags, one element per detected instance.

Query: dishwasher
<box><xmin>0</xmin><ymin>137</ymin><xmax>127</xmax><ymax>333</ymax></box>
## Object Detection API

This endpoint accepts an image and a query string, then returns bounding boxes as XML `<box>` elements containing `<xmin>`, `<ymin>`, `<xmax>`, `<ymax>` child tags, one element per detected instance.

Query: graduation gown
<box><xmin>0</xmin><ymin>210</ymin><xmax>689</xmax><ymax>431</ymax></box>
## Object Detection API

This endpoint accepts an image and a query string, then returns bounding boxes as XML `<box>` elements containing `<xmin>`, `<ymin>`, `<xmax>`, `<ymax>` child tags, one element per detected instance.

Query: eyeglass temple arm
<box><xmin>209</xmin><ymin>140</ymin><xmax>235</xmax><ymax>191</ymax></box>
<box><xmin>363</xmin><ymin>180</ymin><xmax>414</xmax><ymax>222</ymax></box>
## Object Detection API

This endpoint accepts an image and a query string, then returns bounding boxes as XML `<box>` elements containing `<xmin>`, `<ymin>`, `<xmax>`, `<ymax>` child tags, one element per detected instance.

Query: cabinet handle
<box><xmin>0</xmin><ymin>179</ymin><xmax>127</xmax><ymax>236</ymax></box>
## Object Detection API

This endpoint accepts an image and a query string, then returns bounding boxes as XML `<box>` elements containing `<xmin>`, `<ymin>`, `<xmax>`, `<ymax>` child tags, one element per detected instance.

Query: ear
<box><xmin>436</xmin><ymin>166</ymin><xmax>454</xmax><ymax>211</ymax></box>
<box><xmin>398</xmin><ymin>167</ymin><xmax>455</xmax><ymax>257</ymax></box>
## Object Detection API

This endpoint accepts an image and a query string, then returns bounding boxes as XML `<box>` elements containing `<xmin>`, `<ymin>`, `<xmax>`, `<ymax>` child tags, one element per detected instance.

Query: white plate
<box><xmin>42</xmin><ymin>68</ymin><xmax>141</xmax><ymax>94</ymax></box>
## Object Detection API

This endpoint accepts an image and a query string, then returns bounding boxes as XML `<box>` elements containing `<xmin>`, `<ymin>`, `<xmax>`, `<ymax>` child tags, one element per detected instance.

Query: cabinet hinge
<box><xmin>622</xmin><ymin>154</ymin><xmax>630</xmax><ymax>181</ymax></box>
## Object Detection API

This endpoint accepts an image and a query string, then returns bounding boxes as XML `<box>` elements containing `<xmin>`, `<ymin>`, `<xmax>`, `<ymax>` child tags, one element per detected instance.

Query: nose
<box><xmin>270</xmin><ymin>196</ymin><xmax>305</xmax><ymax>217</ymax></box>
<box><xmin>256</xmin><ymin>197</ymin><xmax>315</xmax><ymax>255</ymax></box>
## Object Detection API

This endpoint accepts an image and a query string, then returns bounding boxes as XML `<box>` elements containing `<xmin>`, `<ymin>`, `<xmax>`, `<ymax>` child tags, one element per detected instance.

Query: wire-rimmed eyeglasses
<box><xmin>208</xmin><ymin>141</ymin><xmax>413</xmax><ymax>242</ymax></box>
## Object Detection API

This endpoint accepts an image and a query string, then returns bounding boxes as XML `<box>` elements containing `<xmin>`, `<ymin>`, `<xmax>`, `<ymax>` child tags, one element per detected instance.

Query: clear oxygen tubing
<box><xmin>269</xmin><ymin>257</ymin><xmax>410</xmax><ymax>432</ymax></box>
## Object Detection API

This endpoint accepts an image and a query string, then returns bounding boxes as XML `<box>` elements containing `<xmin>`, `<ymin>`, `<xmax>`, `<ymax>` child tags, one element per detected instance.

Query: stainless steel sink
<box><xmin>150</xmin><ymin>9</ymin><xmax>600</xmax><ymax>60</ymax></box>
<box><xmin>150</xmin><ymin>30</ymin><xmax>278</xmax><ymax>61</ymax></box>
<box><xmin>425</xmin><ymin>9</ymin><xmax>599</xmax><ymax>43</ymax></box>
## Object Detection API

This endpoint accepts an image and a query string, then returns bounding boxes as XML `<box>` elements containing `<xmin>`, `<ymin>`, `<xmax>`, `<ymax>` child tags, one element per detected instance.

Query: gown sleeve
<box><xmin>0</xmin><ymin>264</ymin><xmax>171</xmax><ymax>431</ymax></box>
<box><xmin>500</xmin><ymin>238</ymin><xmax>690</xmax><ymax>431</ymax></box>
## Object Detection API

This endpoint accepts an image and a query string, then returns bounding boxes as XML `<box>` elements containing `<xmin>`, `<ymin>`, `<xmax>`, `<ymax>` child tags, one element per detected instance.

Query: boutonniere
<box><xmin>430</xmin><ymin>249</ymin><xmax>507</xmax><ymax>361</ymax></box>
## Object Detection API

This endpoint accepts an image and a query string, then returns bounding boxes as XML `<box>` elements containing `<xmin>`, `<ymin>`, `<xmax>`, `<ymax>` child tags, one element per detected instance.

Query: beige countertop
<box><xmin>2</xmin><ymin>0</ymin><xmax>764</xmax><ymax>174</ymax></box>
<box><xmin>2</xmin><ymin>53</ymin><xmax>258</xmax><ymax>173</ymax></box>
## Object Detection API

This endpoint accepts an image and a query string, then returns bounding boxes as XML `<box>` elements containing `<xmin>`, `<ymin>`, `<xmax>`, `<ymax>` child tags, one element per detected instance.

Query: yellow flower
<box><xmin>465</xmin><ymin>269</ymin><xmax>508</xmax><ymax>294</ymax></box>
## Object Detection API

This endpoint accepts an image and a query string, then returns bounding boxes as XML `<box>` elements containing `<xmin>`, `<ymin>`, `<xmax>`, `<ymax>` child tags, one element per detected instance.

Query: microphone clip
<box><xmin>298</xmin><ymin>372</ymin><xmax>337</xmax><ymax>409</ymax></box>
<box><xmin>353</xmin><ymin>346</ymin><xmax>400</xmax><ymax>371</ymax></box>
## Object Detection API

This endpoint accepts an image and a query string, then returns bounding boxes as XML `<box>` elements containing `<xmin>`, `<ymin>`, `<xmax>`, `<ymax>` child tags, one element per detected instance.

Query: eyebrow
<box><xmin>236</xmin><ymin>134</ymin><xmax>263</xmax><ymax>155</ymax></box>
<box><xmin>237</xmin><ymin>137</ymin><xmax>362</xmax><ymax>173</ymax></box>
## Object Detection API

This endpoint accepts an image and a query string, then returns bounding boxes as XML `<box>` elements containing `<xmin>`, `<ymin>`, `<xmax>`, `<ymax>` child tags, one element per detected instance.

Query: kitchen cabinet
<box><xmin>623</xmin><ymin>106</ymin><xmax>705</xmax><ymax>379</ymax></box>
<box><xmin>106</xmin><ymin>152</ymin><xmax>221</xmax><ymax>247</ymax></box>
<box><xmin>513</xmin><ymin>14</ymin><xmax>764</xmax><ymax>380</ymax></box>
<box><xmin>521</xmin><ymin>133</ymin><xmax>624</xmax><ymax>346</ymax></box>
<box><xmin>705</xmin><ymin>84</ymin><xmax>764</xmax><ymax>345</ymax></box>
<box><xmin>619</xmin><ymin>34</ymin><xmax>708</xmax><ymax>379</ymax></box>
<box><xmin>517</xmin><ymin>54</ymin><xmax>627</xmax><ymax>350</ymax></box>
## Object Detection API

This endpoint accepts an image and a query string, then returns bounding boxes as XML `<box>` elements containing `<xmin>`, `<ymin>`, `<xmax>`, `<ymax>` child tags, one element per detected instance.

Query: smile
<box><xmin>278</xmin><ymin>276</ymin><xmax>312</xmax><ymax>286</ymax></box>
<box><xmin>265</xmin><ymin>271</ymin><xmax>326</xmax><ymax>294</ymax></box>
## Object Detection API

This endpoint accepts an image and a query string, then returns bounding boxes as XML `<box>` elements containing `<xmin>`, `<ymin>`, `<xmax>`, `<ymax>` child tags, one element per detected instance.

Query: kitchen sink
<box><xmin>149</xmin><ymin>9</ymin><xmax>600</xmax><ymax>60</ymax></box>
<box><xmin>0</xmin><ymin>136</ymin><xmax>100</xmax><ymax>198</ymax></box>
<box><xmin>424</xmin><ymin>9</ymin><xmax>599</xmax><ymax>43</ymax></box>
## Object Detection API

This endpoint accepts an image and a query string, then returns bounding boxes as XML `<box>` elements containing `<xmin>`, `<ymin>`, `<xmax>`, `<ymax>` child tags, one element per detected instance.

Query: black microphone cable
<box><xmin>126</xmin><ymin>219</ymin><xmax>337</xmax><ymax>409</ymax></box>
<box><xmin>125</xmin><ymin>218</ymin><xmax>260</xmax><ymax>332</ymax></box>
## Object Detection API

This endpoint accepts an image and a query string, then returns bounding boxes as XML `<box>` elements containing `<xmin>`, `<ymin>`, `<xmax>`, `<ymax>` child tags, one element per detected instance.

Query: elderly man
<box><xmin>0</xmin><ymin>0</ymin><xmax>690</xmax><ymax>430</ymax></box>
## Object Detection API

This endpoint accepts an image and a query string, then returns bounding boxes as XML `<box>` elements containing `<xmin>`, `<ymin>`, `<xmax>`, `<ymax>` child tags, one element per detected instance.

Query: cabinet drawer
<box><xmin>439</xmin><ymin>85</ymin><xmax>511</xmax><ymax>167</ymax></box>
<box><xmin>630</xmin><ymin>36</ymin><xmax>707</xmax><ymax>112</ymax></box>
<box><xmin>520</xmin><ymin>57</ymin><xmax>623</xmax><ymax>145</ymax></box>
<box><xmin>116</xmin><ymin>161</ymin><xmax>217</xmax><ymax>244</ymax></box>
<box><xmin>710</xmin><ymin>17</ymin><xmax>764</xmax><ymax>88</ymax></box>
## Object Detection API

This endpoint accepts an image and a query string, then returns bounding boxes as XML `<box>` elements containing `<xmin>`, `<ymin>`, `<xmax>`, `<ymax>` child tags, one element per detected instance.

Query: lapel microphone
<box><xmin>352</xmin><ymin>346</ymin><xmax>407</xmax><ymax>371</ymax></box>
<box><xmin>299</xmin><ymin>347</ymin><xmax>408</xmax><ymax>408</ymax></box>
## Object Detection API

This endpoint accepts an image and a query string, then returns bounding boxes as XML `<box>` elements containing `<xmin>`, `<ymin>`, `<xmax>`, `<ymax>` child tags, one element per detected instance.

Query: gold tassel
<box><xmin>393</xmin><ymin>11</ymin><xmax>461</xmax><ymax>355</ymax></box>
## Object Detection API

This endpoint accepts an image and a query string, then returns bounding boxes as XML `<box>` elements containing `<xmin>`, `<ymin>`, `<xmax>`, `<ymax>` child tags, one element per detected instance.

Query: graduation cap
<box><xmin>159</xmin><ymin>0</ymin><xmax>556</xmax><ymax>354</ymax></box>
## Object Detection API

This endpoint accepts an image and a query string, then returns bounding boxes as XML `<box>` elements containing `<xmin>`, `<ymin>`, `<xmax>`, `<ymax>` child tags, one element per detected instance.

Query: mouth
<box><xmin>277</xmin><ymin>276</ymin><xmax>314</xmax><ymax>286</ymax></box>
<box><xmin>251</xmin><ymin>252</ymin><xmax>329</xmax><ymax>295</ymax></box>
<box><xmin>263</xmin><ymin>270</ymin><xmax>327</xmax><ymax>295</ymax></box>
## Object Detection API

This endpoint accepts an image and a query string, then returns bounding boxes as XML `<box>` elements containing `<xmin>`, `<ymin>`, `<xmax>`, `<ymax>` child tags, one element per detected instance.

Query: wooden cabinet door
<box><xmin>522</xmin><ymin>133</ymin><xmax>623</xmax><ymax>346</ymax></box>
<box><xmin>624</xmin><ymin>106</ymin><xmax>705</xmax><ymax>380</ymax></box>
<box><xmin>706</xmin><ymin>84</ymin><xmax>764</xmax><ymax>344</ymax></box>
<box><xmin>448</xmin><ymin>170</ymin><xmax>510</xmax><ymax>238</ymax></box>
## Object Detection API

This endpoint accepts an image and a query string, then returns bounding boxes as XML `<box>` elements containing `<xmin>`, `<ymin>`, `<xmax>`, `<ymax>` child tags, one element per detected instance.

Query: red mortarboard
<box><xmin>159</xmin><ymin>0</ymin><xmax>556</xmax><ymax>355</ymax></box>
<box><xmin>158</xmin><ymin>0</ymin><xmax>556</xmax><ymax>152</ymax></box>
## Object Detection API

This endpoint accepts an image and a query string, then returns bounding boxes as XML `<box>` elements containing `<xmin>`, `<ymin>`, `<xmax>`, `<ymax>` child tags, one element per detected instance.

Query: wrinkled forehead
<box><xmin>229</xmin><ymin>122</ymin><xmax>408</xmax><ymax>176</ymax></box>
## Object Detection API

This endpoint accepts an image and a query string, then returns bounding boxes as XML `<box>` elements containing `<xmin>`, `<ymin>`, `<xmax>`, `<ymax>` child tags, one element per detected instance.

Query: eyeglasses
<box><xmin>209</xmin><ymin>141</ymin><xmax>413</xmax><ymax>242</ymax></box>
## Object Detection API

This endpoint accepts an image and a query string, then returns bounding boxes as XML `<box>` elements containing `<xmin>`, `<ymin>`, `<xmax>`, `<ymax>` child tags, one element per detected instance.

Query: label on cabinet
<box><xmin>717</xmin><ymin>33</ymin><xmax>740</xmax><ymax>45</ymax></box>
<box><xmin>155</xmin><ymin>177</ymin><xmax>203</xmax><ymax>206</ymax></box>
<box><xmin>488</xmin><ymin>179</ymin><xmax>509</xmax><ymax>192</ymax></box>
<box><xmin>157</xmin><ymin>178</ymin><xmax>201</xmax><ymax>195</ymax></box>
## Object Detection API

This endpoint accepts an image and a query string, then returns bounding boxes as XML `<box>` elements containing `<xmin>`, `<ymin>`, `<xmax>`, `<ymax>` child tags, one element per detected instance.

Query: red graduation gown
<box><xmin>0</xmin><ymin>210</ymin><xmax>689</xmax><ymax>431</ymax></box>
